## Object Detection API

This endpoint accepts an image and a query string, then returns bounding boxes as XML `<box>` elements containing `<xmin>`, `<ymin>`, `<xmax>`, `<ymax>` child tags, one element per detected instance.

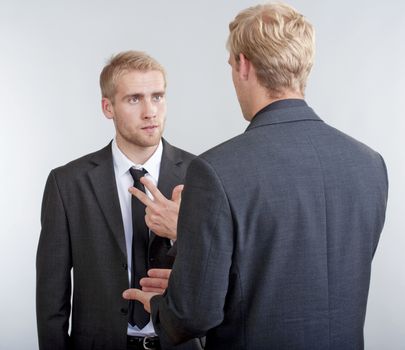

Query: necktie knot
<box><xmin>129</xmin><ymin>167</ymin><xmax>147</xmax><ymax>183</ymax></box>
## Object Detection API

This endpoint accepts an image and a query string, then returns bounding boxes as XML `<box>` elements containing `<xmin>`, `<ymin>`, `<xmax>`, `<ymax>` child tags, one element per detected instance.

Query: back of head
<box><xmin>99</xmin><ymin>50</ymin><xmax>166</xmax><ymax>102</ymax></box>
<box><xmin>227</xmin><ymin>3</ymin><xmax>315</xmax><ymax>97</ymax></box>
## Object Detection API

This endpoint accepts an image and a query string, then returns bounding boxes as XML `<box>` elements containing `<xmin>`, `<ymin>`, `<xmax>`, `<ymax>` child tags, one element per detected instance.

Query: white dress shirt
<box><xmin>111</xmin><ymin>138</ymin><xmax>162</xmax><ymax>337</ymax></box>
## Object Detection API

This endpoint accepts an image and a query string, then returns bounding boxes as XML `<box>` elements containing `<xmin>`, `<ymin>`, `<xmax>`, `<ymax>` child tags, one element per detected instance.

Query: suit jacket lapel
<box><xmin>88</xmin><ymin>143</ymin><xmax>127</xmax><ymax>258</ymax></box>
<box><xmin>157</xmin><ymin>139</ymin><xmax>184</xmax><ymax>199</ymax></box>
<box><xmin>148</xmin><ymin>139</ymin><xmax>184</xmax><ymax>247</ymax></box>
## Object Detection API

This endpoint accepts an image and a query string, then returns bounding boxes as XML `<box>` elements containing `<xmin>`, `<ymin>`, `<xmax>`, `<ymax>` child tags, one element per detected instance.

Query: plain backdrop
<box><xmin>0</xmin><ymin>0</ymin><xmax>404</xmax><ymax>349</ymax></box>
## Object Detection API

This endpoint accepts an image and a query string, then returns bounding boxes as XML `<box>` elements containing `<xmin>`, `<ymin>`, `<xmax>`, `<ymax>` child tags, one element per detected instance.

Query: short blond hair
<box><xmin>227</xmin><ymin>3</ymin><xmax>315</xmax><ymax>96</ymax></box>
<box><xmin>100</xmin><ymin>50</ymin><xmax>166</xmax><ymax>101</ymax></box>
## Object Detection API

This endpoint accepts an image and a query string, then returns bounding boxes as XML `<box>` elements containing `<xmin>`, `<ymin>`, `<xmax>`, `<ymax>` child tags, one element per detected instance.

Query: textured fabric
<box><xmin>36</xmin><ymin>139</ymin><xmax>201</xmax><ymax>350</ymax></box>
<box><xmin>151</xmin><ymin>102</ymin><xmax>388</xmax><ymax>349</ymax></box>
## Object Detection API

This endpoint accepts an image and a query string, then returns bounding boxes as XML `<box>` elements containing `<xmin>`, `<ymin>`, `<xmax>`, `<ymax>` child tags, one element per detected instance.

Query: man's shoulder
<box><xmin>162</xmin><ymin>139</ymin><xmax>196</xmax><ymax>164</ymax></box>
<box><xmin>51</xmin><ymin>143</ymin><xmax>111</xmax><ymax>178</ymax></box>
<box><xmin>198</xmin><ymin>132</ymin><xmax>246</xmax><ymax>165</ymax></box>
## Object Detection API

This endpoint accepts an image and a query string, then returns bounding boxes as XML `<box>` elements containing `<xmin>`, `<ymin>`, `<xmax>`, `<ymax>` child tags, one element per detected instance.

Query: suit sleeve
<box><xmin>372</xmin><ymin>153</ymin><xmax>389</xmax><ymax>257</ymax></box>
<box><xmin>151</xmin><ymin>156</ymin><xmax>234</xmax><ymax>345</ymax></box>
<box><xmin>36</xmin><ymin>171</ymin><xmax>72</xmax><ymax>350</ymax></box>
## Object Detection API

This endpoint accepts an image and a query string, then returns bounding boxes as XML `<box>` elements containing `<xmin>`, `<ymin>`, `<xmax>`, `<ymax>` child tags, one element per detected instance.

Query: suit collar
<box><xmin>254</xmin><ymin>98</ymin><xmax>308</xmax><ymax>116</ymax></box>
<box><xmin>246</xmin><ymin>99</ymin><xmax>322</xmax><ymax>132</ymax></box>
<box><xmin>89</xmin><ymin>142</ymin><xmax>113</xmax><ymax>165</ymax></box>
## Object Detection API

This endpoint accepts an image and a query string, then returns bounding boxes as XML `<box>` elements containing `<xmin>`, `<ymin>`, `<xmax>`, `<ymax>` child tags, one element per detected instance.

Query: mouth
<box><xmin>141</xmin><ymin>125</ymin><xmax>159</xmax><ymax>133</ymax></box>
<box><xmin>142</xmin><ymin>125</ymin><xmax>158</xmax><ymax>129</ymax></box>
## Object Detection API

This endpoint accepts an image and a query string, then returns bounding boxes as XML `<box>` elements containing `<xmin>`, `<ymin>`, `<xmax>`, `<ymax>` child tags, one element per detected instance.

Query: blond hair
<box><xmin>227</xmin><ymin>3</ymin><xmax>315</xmax><ymax>96</ymax></box>
<box><xmin>100</xmin><ymin>50</ymin><xmax>166</xmax><ymax>101</ymax></box>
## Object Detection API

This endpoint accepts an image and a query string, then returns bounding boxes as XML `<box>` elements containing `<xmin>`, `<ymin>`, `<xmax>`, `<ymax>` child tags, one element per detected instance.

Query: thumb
<box><xmin>122</xmin><ymin>288</ymin><xmax>144</xmax><ymax>302</ymax></box>
<box><xmin>172</xmin><ymin>185</ymin><xmax>184</xmax><ymax>203</ymax></box>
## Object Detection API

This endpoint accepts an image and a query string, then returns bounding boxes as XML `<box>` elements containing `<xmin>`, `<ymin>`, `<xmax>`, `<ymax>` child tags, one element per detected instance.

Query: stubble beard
<box><xmin>121</xmin><ymin>127</ymin><xmax>163</xmax><ymax>149</ymax></box>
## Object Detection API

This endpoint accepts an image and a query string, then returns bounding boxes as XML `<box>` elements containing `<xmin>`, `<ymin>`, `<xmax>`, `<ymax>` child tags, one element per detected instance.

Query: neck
<box><xmin>116</xmin><ymin>136</ymin><xmax>159</xmax><ymax>165</ymax></box>
<box><xmin>247</xmin><ymin>89</ymin><xmax>304</xmax><ymax>121</ymax></box>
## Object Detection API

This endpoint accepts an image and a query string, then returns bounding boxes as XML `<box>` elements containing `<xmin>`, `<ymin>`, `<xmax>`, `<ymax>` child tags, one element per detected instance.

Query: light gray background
<box><xmin>0</xmin><ymin>0</ymin><xmax>404</xmax><ymax>349</ymax></box>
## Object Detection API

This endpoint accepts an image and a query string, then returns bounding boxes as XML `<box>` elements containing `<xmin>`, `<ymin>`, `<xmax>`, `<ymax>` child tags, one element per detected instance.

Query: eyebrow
<box><xmin>122</xmin><ymin>91</ymin><xmax>165</xmax><ymax>100</ymax></box>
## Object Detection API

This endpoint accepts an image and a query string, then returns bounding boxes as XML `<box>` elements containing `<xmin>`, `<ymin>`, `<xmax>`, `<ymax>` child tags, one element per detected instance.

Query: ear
<box><xmin>101</xmin><ymin>97</ymin><xmax>114</xmax><ymax>119</ymax></box>
<box><xmin>238</xmin><ymin>53</ymin><xmax>251</xmax><ymax>81</ymax></box>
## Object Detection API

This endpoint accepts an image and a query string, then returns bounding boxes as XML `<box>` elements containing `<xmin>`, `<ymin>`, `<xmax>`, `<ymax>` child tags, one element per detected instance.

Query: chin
<box><xmin>136</xmin><ymin>136</ymin><xmax>162</xmax><ymax>148</ymax></box>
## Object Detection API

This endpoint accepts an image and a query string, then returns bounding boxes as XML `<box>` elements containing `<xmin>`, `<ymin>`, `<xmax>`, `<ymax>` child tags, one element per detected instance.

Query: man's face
<box><xmin>104</xmin><ymin>70</ymin><xmax>166</xmax><ymax>149</ymax></box>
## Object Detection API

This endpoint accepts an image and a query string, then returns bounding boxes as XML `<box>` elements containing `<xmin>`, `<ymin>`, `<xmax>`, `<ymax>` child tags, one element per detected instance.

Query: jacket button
<box><xmin>122</xmin><ymin>263</ymin><xmax>128</xmax><ymax>270</ymax></box>
<box><xmin>120</xmin><ymin>308</ymin><xmax>128</xmax><ymax>315</ymax></box>
<box><xmin>149</xmin><ymin>258</ymin><xmax>155</xmax><ymax>262</ymax></box>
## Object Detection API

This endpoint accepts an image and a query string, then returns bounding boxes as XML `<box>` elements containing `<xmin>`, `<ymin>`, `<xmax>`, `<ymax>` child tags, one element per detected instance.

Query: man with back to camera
<box><xmin>124</xmin><ymin>3</ymin><xmax>388</xmax><ymax>349</ymax></box>
<box><xmin>36</xmin><ymin>51</ymin><xmax>203</xmax><ymax>350</ymax></box>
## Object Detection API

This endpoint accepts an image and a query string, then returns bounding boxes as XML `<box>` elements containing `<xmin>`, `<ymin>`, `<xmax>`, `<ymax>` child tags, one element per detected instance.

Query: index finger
<box><xmin>140</xmin><ymin>177</ymin><xmax>166</xmax><ymax>202</ymax></box>
<box><xmin>147</xmin><ymin>268</ymin><xmax>172</xmax><ymax>279</ymax></box>
<box><xmin>122</xmin><ymin>288</ymin><xmax>144</xmax><ymax>302</ymax></box>
<box><xmin>128</xmin><ymin>186</ymin><xmax>154</xmax><ymax>207</ymax></box>
<box><xmin>140</xmin><ymin>277</ymin><xmax>168</xmax><ymax>290</ymax></box>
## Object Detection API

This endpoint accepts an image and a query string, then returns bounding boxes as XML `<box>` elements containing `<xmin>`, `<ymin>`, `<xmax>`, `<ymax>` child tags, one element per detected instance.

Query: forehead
<box><xmin>115</xmin><ymin>70</ymin><xmax>165</xmax><ymax>94</ymax></box>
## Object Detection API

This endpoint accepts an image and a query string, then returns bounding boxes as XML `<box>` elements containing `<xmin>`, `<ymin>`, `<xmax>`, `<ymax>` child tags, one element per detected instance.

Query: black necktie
<box><xmin>128</xmin><ymin>167</ymin><xmax>150</xmax><ymax>328</ymax></box>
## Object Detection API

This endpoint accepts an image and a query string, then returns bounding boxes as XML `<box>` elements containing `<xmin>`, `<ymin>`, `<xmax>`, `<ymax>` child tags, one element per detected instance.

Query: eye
<box><xmin>152</xmin><ymin>94</ymin><xmax>164</xmax><ymax>102</ymax></box>
<box><xmin>128</xmin><ymin>96</ymin><xmax>139</xmax><ymax>104</ymax></box>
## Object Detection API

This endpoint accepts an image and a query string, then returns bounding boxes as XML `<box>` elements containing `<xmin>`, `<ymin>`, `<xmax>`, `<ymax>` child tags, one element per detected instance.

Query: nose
<box><xmin>143</xmin><ymin>99</ymin><xmax>157</xmax><ymax>119</ymax></box>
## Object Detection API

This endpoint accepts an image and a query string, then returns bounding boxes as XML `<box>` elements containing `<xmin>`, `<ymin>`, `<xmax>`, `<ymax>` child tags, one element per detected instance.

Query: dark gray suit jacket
<box><xmin>151</xmin><ymin>100</ymin><xmax>388</xmax><ymax>349</ymax></box>
<box><xmin>36</xmin><ymin>139</ymin><xmax>200</xmax><ymax>350</ymax></box>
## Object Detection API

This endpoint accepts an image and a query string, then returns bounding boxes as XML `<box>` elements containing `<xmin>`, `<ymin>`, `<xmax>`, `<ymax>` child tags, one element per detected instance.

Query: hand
<box><xmin>122</xmin><ymin>288</ymin><xmax>157</xmax><ymax>313</ymax></box>
<box><xmin>129</xmin><ymin>177</ymin><xmax>183</xmax><ymax>240</ymax></box>
<box><xmin>140</xmin><ymin>268</ymin><xmax>171</xmax><ymax>294</ymax></box>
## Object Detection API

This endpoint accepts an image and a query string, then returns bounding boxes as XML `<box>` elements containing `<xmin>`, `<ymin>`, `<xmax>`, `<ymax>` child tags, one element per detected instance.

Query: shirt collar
<box><xmin>111</xmin><ymin>138</ymin><xmax>162</xmax><ymax>181</ymax></box>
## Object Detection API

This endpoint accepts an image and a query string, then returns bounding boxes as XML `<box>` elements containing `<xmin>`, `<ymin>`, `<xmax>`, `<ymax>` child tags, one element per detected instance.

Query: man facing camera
<box><xmin>36</xmin><ymin>51</ymin><xmax>202</xmax><ymax>350</ymax></box>
<box><xmin>125</xmin><ymin>3</ymin><xmax>388</xmax><ymax>349</ymax></box>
